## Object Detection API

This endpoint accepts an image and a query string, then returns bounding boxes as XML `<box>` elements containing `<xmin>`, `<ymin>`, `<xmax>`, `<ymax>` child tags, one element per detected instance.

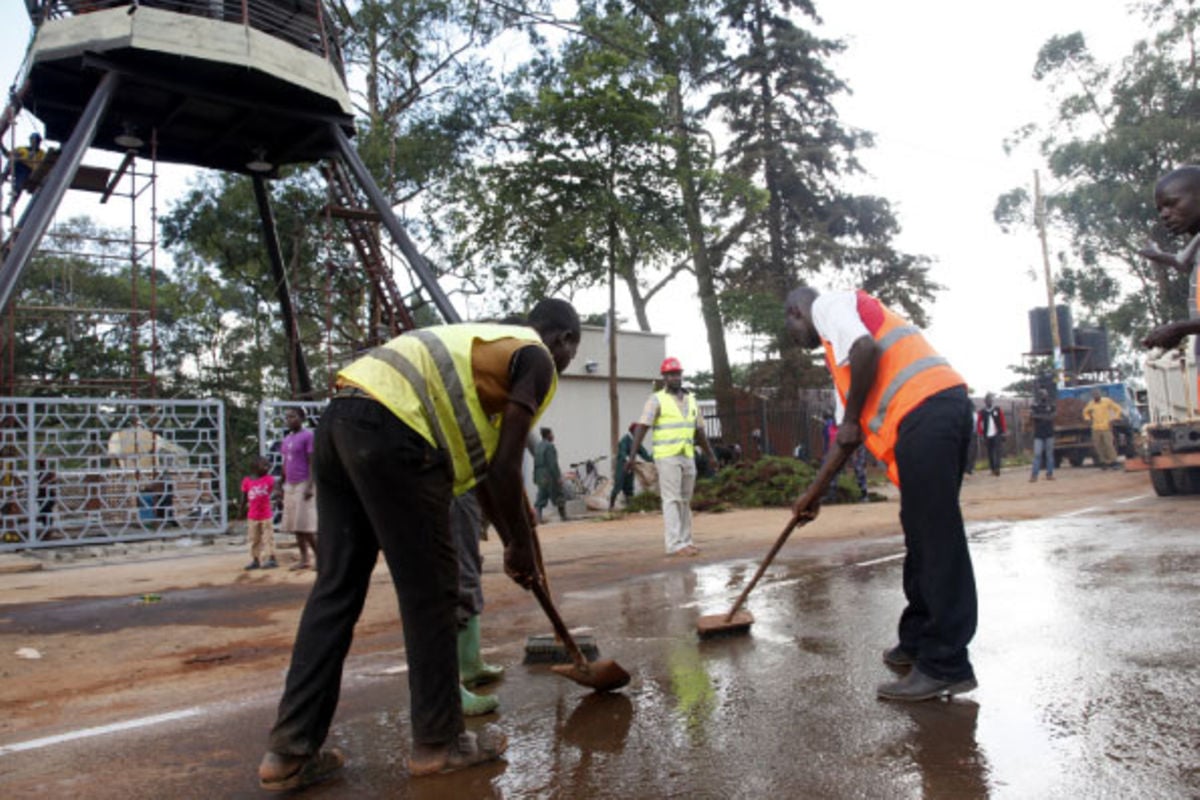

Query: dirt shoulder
<box><xmin>0</xmin><ymin>464</ymin><xmax>1156</xmax><ymax>741</ymax></box>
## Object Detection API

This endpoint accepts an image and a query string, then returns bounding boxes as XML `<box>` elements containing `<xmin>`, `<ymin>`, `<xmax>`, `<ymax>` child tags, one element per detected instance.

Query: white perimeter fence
<box><xmin>0</xmin><ymin>397</ymin><xmax>227</xmax><ymax>550</ymax></box>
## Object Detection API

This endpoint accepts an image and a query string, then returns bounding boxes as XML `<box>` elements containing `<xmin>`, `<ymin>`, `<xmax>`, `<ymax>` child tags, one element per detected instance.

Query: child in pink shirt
<box><xmin>240</xmin><ymin>456</ymin><xmax>278</xmax><ymax>570</ymax></box>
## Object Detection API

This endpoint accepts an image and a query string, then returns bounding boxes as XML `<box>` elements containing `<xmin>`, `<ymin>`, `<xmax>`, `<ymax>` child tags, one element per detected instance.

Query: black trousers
<box><xmin>267</xmin><ymin>397</ymin><xmax>462</xmax><ymax>755</ymax></box>
<box><xmin>894</xmin><ymin>386</ymin><xmax>978</xmax><ymax>682</ymax></box>
<box><xmin>984</xmin><ymin>435</ymin><xmax>1003</xmax><ymax>474</ymax></box>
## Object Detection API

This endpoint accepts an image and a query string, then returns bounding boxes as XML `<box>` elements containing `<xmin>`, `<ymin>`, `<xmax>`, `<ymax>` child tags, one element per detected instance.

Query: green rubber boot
<box><xmin>458</xmin><ymin>614</ymin><xmax>505</xmax><ymax>689</ymax></box>
<box><xmin>460</xmin><ymin>683</ymin><xmax>499</xmax><ymax>717</ymax></box>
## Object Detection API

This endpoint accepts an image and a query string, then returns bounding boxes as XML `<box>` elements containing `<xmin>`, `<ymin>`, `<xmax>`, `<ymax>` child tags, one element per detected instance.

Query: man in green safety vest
<box><xmin>257</xmin><ymin>299</ymin><xmax>580</xmax><ymax>790</ymax></box>
<box><xmin>626</xmin><ymin>357</ymin><xmax>717</xmax><ymax>557</ymax></box>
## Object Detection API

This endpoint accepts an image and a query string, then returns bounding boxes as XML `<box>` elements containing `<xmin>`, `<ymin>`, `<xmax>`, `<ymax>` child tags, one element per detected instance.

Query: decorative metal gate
<box><xmin>0</xmin><ymin>397</ymin><xmax>227</xmax><ymax>550</ymax></box>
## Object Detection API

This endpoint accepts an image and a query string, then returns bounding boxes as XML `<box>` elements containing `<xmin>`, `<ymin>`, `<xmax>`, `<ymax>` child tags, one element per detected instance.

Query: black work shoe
<box><xmin>877</xmin><ymin>667</ymin><xmax>977</xmax><ymax>702</ymax></box>
<box><xmin>882</xmin><ymin>645</ymin><xmax>916</xmax><ymax>668</ymax></box>
<box><xmin>244</xmin><ymin>560</ymin><xmax>261</xmax><ymax>571</ymax></box>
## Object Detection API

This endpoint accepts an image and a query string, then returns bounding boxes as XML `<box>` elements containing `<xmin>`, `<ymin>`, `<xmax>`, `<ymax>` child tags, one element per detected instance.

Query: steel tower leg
<box><xmin>252</xmin><ymin>175</ymin><xmax>313</xmax><ymax>398</ymax></box>
<box><xmin>0</xmin><ymin>71</ymin><xmax>120</xmax><ymax>312</ymax></box>
<box><xmin>330</xmin><ymin>124</ymin><xmax>460</xmax><ymax>324</ymax></box>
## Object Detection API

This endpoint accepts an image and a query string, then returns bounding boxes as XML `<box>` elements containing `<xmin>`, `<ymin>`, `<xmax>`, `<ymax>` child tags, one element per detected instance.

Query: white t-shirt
<box><xmin>811</xmin><ymin>291</ymin><xmax>873</xmax><ymax>422</ymax></box>
<box><xmin>811</xmin><ymin>291</ymin><xmax>872</xmax><ymax>366</ymax></box>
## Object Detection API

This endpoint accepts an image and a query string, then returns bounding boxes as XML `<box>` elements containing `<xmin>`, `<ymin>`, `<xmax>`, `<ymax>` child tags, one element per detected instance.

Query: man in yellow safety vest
<box><xmin>626</xmin><ymin>357</ymin><xmax>717</xmax><ymax>557</ymax></box>
<box><xmin>257</xmin><ymin>299</ymin><xmax>580</xmax><ymax>790</ymax></box>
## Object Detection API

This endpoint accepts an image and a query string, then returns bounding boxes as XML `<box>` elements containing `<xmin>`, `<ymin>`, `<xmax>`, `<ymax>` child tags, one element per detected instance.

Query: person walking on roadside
<box><xmin>976</xmin><ymin>393</ymin><xmax>1006</xmax><ymax>476</ymax></box>
<box><xmin>275</xmin><ymin>407</ymin><xmax>318</xmax><ymax>570</ymax></box>
<box><xmin>785</xmin><ymin>286</ymin><xmax>978</xmax><ymax>702</ymax></box>
<box><xmin>1082</xmin><ymin>388</ymin><xmax>1124</xmax><ymax>470</ymax></box>
<box><xmin>626</xmin><ymin>357</ymin><xmax>717</xmax><ymax>557</ymax></box>
<box><xmin>256</xmin><ymin>300</ymin><xmax>580</xmax><ymax>790</ymax></box>
<box><xmin>609</xmin><ymin>423</ymin><xmax>653</xmax><ymax>510</ymax></box>
<box><xmin>1029</xmin><ymin>388</ymin><xmax>1057</xmax><ymax>482</ymax></box>
<box><xmin>532</xmin><ymin>428</ymin><xmax>568</xmax><ymax>523</ymax></box>
<box><xmin>240</xmin><ymin>456</ymin><xmax>278</xmax><ymax>571</ymax></box>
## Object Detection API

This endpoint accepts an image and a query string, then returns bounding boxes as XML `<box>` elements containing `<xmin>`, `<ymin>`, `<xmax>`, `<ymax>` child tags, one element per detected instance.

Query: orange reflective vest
<box><xmin>822</xmin><ymin>294</ymin><xmax>965</xmax><ymax>487</ymax></box>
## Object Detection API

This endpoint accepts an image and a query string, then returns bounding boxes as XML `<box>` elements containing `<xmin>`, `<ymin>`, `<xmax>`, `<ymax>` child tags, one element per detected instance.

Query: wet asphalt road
<box><xmin>2</xmin><ymin>492</ymin><xmax>1198</xmax><ymax>799</ymax></box>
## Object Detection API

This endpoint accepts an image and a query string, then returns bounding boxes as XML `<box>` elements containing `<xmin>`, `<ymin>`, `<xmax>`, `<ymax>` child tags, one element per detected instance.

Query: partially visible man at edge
<box><xmin>784</xmin><ymin>286</ymin><xmax>978</xmax><ymax>702</ymax></box>
<box><xmin>257</xmin><ymin>299</ymin><xmax>581</xmax><ymax>790</ymax></box>
<box><xmin>1141</xmin><ymin>166</ymin><xmax>1200</xmax><ymax>398</ymax></box>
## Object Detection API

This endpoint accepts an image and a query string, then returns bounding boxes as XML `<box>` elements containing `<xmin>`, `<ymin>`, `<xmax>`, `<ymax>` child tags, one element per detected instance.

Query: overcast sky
<box><xmin>0</xmin><ymin>2</ymin><xmax>1156</xmax><ymax>395</ymax></box>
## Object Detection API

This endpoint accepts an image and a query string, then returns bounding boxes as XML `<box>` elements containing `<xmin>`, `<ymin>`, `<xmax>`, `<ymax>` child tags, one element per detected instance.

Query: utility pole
<box><xmin>1034</xmin><ymin>170</ymin><xmax>1064</xmax><ymax>388</ymax></box>
<box><xmin>607</xmin><ymin>237</ymin><xmax>619</xmax><ymax>474</ymax></box>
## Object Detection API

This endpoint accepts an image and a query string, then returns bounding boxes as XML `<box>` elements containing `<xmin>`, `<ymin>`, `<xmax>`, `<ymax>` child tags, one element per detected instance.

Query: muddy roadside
<box><xmin>0</xmin><ymin>466</ymin><xmax>1159</xmax><ymax>742</ymax></box>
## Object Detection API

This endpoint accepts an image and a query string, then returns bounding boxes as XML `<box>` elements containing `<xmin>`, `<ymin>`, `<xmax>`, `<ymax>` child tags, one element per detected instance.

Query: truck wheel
<box><xmin>1150</xmin><ymin>469</ymin><xmax>1176</xmax><ymax>496</ymax></box>
<box><xmin>1177</xmin><ymin>468</ymin><xmax>1200</xmax><ymax>494</ymax></box>
<box><xmin>1068</xmin><ymin>452</ymin><xmax>1085</xmax><ymax>468</ymax></box>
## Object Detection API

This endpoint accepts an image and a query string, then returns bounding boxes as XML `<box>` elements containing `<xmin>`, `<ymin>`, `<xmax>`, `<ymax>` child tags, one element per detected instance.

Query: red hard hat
<box><xmin>660</xmin><ymin>356</ymin><xmax>683</xmax><ymax>374</ymax></box>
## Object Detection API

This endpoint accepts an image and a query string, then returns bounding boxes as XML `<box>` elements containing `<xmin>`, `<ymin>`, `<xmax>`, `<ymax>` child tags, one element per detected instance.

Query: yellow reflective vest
<box><xmin>338</xmin><ymin>323</ymin><xmax>557</xmax><ymax>495</ymax></box>
<box><xmin>651</xmin><ymin>389</ymin><xmax>698</xmax><ymax>459</ymax></box>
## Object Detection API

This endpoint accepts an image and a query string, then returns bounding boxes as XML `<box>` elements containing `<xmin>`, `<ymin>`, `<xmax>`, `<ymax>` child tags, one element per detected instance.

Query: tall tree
<box><xmin>710</xmin><ymin>0</ymin><xmax>937</xmax><ymax>399</ymax></box>
<box><xmin>439</xmin><ymin>5</ymin><xmax>688</xmax><ymax>325</ymax></box>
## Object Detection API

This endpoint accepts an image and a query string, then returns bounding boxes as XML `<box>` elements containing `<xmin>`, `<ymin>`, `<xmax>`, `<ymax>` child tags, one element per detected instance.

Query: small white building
<box><xmin>526</xmin><ymin>325</ymin><xmax>666</xmax><ymax>495</ymax></box>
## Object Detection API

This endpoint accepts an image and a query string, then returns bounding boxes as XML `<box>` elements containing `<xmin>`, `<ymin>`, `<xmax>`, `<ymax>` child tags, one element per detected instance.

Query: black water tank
<box><xmin>1073</xmin><ymin>326</ymin><xmax>1110</xmax><ymax>371</ymax></box>
<box><xmin>1029</xmin><ymin>305</ymin><xmax>1074</xmax><ymax>353</ymax></box>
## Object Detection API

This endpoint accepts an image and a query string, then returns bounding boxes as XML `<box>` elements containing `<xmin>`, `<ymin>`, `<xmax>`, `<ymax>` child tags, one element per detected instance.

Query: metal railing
<box><xmin>0</xmin><ymin>396</ymin><xmax>227</xmax><ymax>550</ymax></box>
<box><xmin>33</xmin><ymin>1</ymin><xmax>344</xmax><ymax>78</ymax></box>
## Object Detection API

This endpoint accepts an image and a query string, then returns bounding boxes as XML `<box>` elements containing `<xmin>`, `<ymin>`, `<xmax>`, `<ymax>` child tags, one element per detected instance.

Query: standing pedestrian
<box><xmin>1029</xmin><ymin>388</ymin><xmax>1057</xmax><ymax>482</ymax></box>
<box><xmin>256</xmin><ymin>299</ymin><xmax>580</xmax><ymax>789</ymax></box>
<box><xmin>785</xmin><ymin>286</ymin><xmax>977</xmax><ymax>702</ymax></box>
<box><xmin>625</xmin><ymin>357</ymin><xmax>718</xmax><ymax>557</ymax></box>
<box><xmin>1082</xmin><ymin>388</ymin><xmax>1124</xmax><ymax>470</ymax></box>
<box><xmin>240</xmin><ymin>456</ymin><xmax>278</xmax><ymax>570</ymax></box>
<box><xmin>609</xmin><ymin>423</ymin><xmax>653</xmax><ymax>510</ymax></box>
<box><xmin>276</xmin><ymin>408</ymin><xmax>317</xmax><ymax>570</ymax></box>
<box><xmin>532</xmin><ymin>428</ymin><xmax>567</xmax><ymax>523</ymax></box>
<box><xmin>976</xmin><ymin>393</ymin><xmax>1006</xmax><ymax>476</ymax></box>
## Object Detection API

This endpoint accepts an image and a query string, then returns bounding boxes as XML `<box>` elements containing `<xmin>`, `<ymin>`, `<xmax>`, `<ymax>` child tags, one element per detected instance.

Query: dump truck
<box><xmin>1048</xmin><ymin>382</ymin><xmax>1141</xmax><ymax>468</ymax></box>
<box><xmin>1126</xmin><ymin>346</ymin><xmax>1200</xmax><ymax>495</ymax></box>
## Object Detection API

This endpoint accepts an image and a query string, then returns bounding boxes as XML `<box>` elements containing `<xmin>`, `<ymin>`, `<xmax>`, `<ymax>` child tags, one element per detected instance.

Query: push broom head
<box><xmin>524</xmin><ymin>633</ymin><xmax>600</xmax><ymax>664</ymax></box>
<box><xmin>696</xmin><ymin>609</ymin><xmax>755</xmax><ymax>639</ymax></box>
